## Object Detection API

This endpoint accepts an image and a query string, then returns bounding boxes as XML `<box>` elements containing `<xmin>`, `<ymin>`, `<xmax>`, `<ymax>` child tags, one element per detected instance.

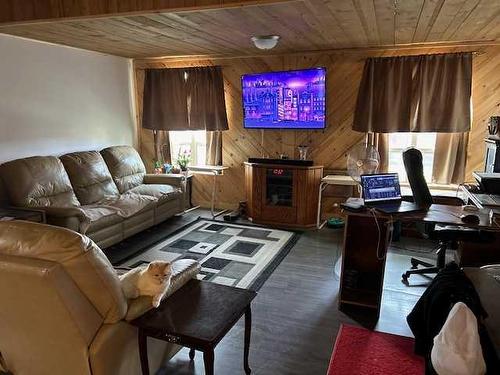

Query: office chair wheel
<box><xmin>402</xmin><ymin>272</ymin><xmax>410</xmax><ymax>283</ymax></box>
<box><xmin>410</xmin><ymin>258</ymin><xmax>420</xmax><ymax>269</ymax></box>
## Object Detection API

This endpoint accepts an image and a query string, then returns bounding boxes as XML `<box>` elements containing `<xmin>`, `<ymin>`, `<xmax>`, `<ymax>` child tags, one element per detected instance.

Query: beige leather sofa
<box><xmin>0</xmin><ymin>145</ymin><xmax>186</xmax><ymax>248</ymax></box>
<box><xmin>0</xmin><ymin>221</ymin><xmax>200</xmax><ymax>375</ymax></box>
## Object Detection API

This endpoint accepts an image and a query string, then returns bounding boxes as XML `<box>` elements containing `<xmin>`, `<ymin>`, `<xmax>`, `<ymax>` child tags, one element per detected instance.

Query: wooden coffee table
<box><xmin>131</xmin><ymin>279</ymin><xmax>257</xmax><ymax>375</ymax></box>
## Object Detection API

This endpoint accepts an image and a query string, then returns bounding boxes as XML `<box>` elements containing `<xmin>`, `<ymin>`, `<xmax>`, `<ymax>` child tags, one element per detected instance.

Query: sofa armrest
<box><xmin>48</xmin><ymin>208</ymin><xmax>89</xmax><ymax>233</ymax></box>
<box><xmin>143</xmin><ymin>174</ymin><xmax>185</xmax><ymax>189</ymax></box>
<box><xmin>40</xmin><ymin>206</ymin><xmax>86</xmax><ymax>218</ymax></box>
<box><xmin>15</xmin><ymin>206</ymin><xmax>88</xmax><ymax>233</ymax></box>
<box><xmin>8</xmin><ymin>205</ymin><xmax>84</xmax><ymax>219</ymax></box>
<box><xmin>125</xmin><ymin>259</ymin><xmax>201</xmax><ymax>321</ymax></box>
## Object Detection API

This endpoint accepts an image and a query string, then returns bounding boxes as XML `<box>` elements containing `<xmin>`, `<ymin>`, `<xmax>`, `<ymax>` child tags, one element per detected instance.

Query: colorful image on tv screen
<box><xmin>242</xmin><ymin>68</ymin><xmax>326</xmax><ymax>129</ymax></box>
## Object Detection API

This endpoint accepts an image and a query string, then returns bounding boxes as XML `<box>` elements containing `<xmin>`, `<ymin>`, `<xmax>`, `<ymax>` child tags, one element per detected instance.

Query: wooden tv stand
<box><xmin>244</xmin><ymin>161</ymin><xmax>323</xmax><ymax>229</ymax></box>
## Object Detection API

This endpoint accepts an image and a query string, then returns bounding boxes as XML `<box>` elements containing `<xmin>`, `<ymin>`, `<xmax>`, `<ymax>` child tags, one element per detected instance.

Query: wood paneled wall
<box><xmin>134</xmin><ymin>45</ymin><xmax>500</xmax><ymax>211</ymax></box>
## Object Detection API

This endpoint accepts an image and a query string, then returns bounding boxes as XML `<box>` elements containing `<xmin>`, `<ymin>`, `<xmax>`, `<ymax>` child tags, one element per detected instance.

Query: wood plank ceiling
<box><xmin>0</xmin><ymin>0</ymin><xmax>499</xmax><ymax>58</ymax></box>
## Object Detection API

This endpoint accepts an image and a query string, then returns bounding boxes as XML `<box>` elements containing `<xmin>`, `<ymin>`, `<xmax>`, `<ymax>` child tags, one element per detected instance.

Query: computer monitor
<box><xmin>361</xmin><ymin>173</ymin><xmax>402</xmax><ymax>203</ymax></box>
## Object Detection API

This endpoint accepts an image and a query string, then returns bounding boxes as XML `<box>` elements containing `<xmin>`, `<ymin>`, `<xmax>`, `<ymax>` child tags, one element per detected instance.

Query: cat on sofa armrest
<box><xmin>120</xmin><ymin>261</ymin><xmax>172</xmax><ymax>307</ymax></box>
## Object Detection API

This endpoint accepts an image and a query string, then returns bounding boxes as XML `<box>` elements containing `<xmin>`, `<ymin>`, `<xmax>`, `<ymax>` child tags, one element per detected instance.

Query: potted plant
<box><xmin>153</xmin><ymin>160</ymin><xmax>163</xmax><ymax>174</ymax></box>
<box><xmin>176</xmin><ymin>148</ymin><xmax>191</xmax><ymax>172</ymax></box>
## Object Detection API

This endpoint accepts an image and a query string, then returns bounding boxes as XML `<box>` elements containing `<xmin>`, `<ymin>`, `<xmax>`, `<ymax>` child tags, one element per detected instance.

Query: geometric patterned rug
<box><xmin>117</xmin><ymin>218</ymin><xmax>300</xmax><ymax>291</ymax></box>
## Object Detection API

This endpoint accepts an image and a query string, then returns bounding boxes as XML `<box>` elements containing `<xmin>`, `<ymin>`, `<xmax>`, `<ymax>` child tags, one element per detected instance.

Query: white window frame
<box><xmin>388</xmin><ymin>132</ymin><xmax>436</xmax><ymax>183</ymax></box>
<box><xmin>169</xmin><ymin>130</ymin><xmax>206</xmax><ymax>167</ymax></box>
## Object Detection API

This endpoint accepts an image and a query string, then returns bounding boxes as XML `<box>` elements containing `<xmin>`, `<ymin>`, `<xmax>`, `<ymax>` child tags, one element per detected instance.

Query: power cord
<box><xmin>369</xmin><ymin>208</ymin><xmax>382</xmax><ymax>259</ymax></box>
<box><xmin>386</xmin><ymin>215</ymin><xmax>395</xmax><ymax>257</ymax></box>
<box><xmin>368</xmin><ymin>208</ymin><xmax>394</xmax><ymax>261</ymax></box>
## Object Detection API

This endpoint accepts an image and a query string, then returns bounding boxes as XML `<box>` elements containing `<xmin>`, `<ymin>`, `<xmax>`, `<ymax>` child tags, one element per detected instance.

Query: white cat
<box><xmin>120</xmin><ymin>261</ymin><xmax>172</xmax><ymax>307</ymax></box>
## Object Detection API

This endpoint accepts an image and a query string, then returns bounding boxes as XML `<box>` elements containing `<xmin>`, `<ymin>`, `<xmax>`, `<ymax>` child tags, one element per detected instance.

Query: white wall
<box><xmin>0</xmin><ymin>34</ymin><xmax>135</xmax><ymax>163</ymax></box>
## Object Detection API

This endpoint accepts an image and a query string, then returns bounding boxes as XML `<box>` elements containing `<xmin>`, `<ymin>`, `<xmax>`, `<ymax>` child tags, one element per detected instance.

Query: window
<box><xmin>169</xmin><ymin>130</ymin><xmax>206</xmax><ymax>166</ymax></box>
<box><xmin>388</xmin><ymin>133</ymin><xmax>436</xmax><ymax>182</ymax></box>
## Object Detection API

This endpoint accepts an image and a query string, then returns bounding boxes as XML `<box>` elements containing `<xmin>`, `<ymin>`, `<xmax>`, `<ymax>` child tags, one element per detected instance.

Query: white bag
<box><xmin>431</xmin><ymin>302</ymin><xmax>486</xmax><ymax>375</ymax></box>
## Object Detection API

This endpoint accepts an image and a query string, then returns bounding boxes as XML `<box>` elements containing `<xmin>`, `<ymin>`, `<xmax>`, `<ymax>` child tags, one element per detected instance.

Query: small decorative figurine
<box><xmin>298</xmin><ymin>145</ymin><xmax>309</xmax><ymax>160</ymax></box>
<box><xmin>163</xmin><ymin>163</ymin><xmax>173</xmax><ymax>174</ymax></box>
<box><xmin>488</xmin><ymin>116</ymin><xmax>499</xmax><ymax>138</ymax></box>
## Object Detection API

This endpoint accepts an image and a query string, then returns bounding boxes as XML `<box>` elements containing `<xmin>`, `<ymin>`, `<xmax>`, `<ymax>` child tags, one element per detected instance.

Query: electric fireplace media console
<box><xmin>244</xmin><ymin>160</ymin><xmax>323</xmax><ymax>229</ymax></box>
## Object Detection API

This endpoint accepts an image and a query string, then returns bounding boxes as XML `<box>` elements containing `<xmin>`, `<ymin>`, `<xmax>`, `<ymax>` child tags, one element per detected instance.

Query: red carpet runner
<box><xmin>327</xmin><ymin>324</ymin><xmax>424</xmax><ymax>374</ymax></box>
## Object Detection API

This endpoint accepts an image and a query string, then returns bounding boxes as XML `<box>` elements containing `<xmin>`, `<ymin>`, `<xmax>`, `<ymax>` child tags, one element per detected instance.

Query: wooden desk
<box><xmin>460</xmin><ymin>185</ymin><xmax>500</xmax><ymax>214</ymax></box>
<box><xmin>458</xmin><ymin>186</ymin><xmax>500</xmax><ymax>266</ymax></box>
<box><xmin>340</xmin><ymin>204</ymin><xmax>500</xmax><ymax>317</ymax></box>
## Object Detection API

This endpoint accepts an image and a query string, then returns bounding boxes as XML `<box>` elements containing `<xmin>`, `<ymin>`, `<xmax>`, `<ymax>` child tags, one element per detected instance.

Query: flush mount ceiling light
<box><xmin>251</xmin><ymin>35</ymin><xmax>280</xmax><ymax>50</ymax></box>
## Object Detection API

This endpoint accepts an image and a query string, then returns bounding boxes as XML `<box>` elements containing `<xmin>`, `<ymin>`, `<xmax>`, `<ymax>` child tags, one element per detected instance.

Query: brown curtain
<box><xmin>142</xmin><ymin>68</ymin><xmax>189</xmax><ymax>130</ymax></box>
<box><xmin>159</xmin><ymin>131</ymin><xmax>172</xmax><ymax>164</ymax></box>
<box><xmin>413</xmin><ymin>53</ymin><xmax>472</xmax><ymax>132</ymax></box>
<box><xmin>206</xmin><ymin>131</ymin><xmax>223</xmax><ymax>165</ymax></box>
<box><xmin>432</xmin><ymin>132</ymin><xmax>469</xmax><ymax>184</ymax></box>
<box><xmin>367</xmin><ymin>133</ymin><xmax>389</xmax><ymax>172</ymax></box>
<box><xmin>150</xmin><ymin>130</ymin><xmax>172</xmax><ymax>164</ymax></box>
<box><xmin>186</xmin><ymin>66</ymin><xmax>229</xmax><ymax>131</ymax></box>
<box><xmin>142</xmin><ymin>66</ymin><xmax>229</xmax><ymax>164</ymax></box>
<box><xmin>353</xmin><ymin>56</ymin><xmax>416</xmax><ymax>133</ymax></box>
<box><xmin>377</xmin><ymin>133</ymin><xmax>389</xmax><ymax>173</ymax></box>
<box><xmin>353</xmin><ymin>52</ymin><xmax>472</xmax><ymax>133</ymax></box>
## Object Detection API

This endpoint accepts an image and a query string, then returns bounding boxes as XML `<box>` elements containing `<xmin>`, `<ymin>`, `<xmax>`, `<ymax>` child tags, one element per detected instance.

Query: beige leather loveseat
<box><xmin>0</xmin><ymin>221</ymin><xmax>200</xmax><ymax>375</ymax></box>
<box><xmin>0</xmin><ymin>145</ymin><xmax>185</xmax><ymax>248</ymax></box>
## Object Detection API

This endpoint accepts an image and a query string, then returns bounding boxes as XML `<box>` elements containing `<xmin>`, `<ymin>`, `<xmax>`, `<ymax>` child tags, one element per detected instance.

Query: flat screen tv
<box><xmin>241</xmin><ymin>67</ymin><xmax>326</xmax><ymax>130</ymax></box>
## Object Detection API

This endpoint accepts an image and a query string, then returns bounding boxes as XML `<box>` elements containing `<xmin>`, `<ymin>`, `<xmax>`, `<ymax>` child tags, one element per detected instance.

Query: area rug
<box><xmin>117</xmin><ymin>218</ymin><xmax>299</xmax><ymax>291</ymax></box>
<box><xmin>327</xmin><ymin>325</ymin><xmax>424</xmax><ymax>375</ymax></box>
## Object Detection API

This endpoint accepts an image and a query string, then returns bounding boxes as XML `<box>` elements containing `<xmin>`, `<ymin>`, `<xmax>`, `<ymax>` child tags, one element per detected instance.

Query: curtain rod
<box><xmin>367</xmin><ymin>51</ymin><xmax>484</xmax><ymax>60</ymax></box>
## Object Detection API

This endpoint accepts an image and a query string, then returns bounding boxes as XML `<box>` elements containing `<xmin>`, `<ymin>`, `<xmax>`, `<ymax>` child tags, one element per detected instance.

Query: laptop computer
<box><xmin>360</xmin><ymin>173</ymin><xmax>422</xmax><ymax>214</ymax></box>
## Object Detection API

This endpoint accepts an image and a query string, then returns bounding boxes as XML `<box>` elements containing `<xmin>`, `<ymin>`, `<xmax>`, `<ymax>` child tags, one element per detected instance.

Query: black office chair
<box><xmin>401</xmin><ymin>148</ymin><xmax>487</xmax><ymax>283</ymax></box>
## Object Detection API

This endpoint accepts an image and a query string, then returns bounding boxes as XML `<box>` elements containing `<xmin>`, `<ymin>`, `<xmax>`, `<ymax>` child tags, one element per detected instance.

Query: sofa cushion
<box><xmin>0</xmin><ymin>221</ymin><xmax>127</xmax><ymax>323</ymax></box>
<box><xmin>0</xmin><ymin>156</ymin><xmax>80</xmax><ymax>207</ymax></box>
<box><xmin>77</xmin><ymin>194</ymin><xmax>156</xmax><ymax>234</ymax></box>
<box><xmin>82</xmin><ymin>210</ymin><xmax>124</xmax><ymax>233</ymax></box>
<box><xmin>61</xmin><ymin>151</ymin><xmax>120</xmax><ymax>205</ymax></box>
<box><xmin>101</xmin><ymin>146</ymin><xmax>146</xmax><ymax>194</ymax></box>
<box><xmin>127</xmin><ymin>184</ymin><xmax>182</xmax><ymax>201</ymax></box>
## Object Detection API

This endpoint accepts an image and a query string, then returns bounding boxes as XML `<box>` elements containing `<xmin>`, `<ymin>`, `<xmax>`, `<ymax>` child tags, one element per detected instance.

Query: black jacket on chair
<box><xmin>407</xmin><ymin>262</ymin><xmax>485</xmax><ymax>355</ymax></box>
<box><xmin>406</xmin><ymin>262</ymin><xmax>493</xmax><ymax>373</ymax></box>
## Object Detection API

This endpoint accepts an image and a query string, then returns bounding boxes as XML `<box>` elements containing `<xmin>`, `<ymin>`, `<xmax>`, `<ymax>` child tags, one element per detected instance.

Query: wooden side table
<box><xmin>0</xmin><ymin>207</ymin><xmax>46</xmax><ymax>223</ymax></box>
<box><xmin>131</xmin><ymin>280</ymin><xmax>257</xmax><ymax>375</ymax></box>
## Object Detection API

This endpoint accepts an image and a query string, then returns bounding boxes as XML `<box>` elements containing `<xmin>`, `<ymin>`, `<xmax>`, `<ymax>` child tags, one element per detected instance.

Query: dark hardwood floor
<box><xmin>106</xmin><ymin>209</ymin><xmax>431</xmax><ymax>375</ymax></box>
